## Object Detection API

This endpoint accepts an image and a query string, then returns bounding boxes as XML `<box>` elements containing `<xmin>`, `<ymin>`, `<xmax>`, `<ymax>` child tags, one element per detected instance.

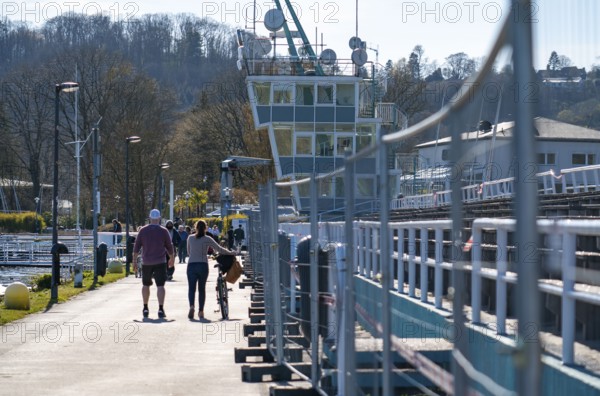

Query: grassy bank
<box><xmin>0</xmin><ymin>271</ymin><xmax>126</xmax><ymax>325</ymax></box>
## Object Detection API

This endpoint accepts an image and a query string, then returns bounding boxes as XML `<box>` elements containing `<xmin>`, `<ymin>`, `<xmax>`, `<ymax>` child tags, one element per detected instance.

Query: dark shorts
<box><xmin>142</xmin><ymin>263</ymin><xmax>167</xmax><ymax>287</ymax></box>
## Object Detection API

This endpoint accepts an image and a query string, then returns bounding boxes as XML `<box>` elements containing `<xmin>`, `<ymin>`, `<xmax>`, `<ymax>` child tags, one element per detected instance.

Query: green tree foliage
<box><xmin>547</xmin><ymin>51</ymin><xmax>560</xmax><ymax>71</ymax></box>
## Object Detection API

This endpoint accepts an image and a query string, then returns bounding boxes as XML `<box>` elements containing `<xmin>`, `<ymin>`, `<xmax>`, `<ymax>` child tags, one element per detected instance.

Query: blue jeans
<box><xmin>187</xmin><ymin>262</ymin><xmax>209</xmax><ymax>310</ymax></box>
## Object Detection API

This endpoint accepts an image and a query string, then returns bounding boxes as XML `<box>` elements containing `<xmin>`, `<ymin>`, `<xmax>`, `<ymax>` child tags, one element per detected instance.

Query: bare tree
<box><xmin>0</xmin><ymin>66</ymin><xmax>55</xmax><ymax>207</ymax></box>
<box><xmin>444</xmin><ymin>52</ymin><xmax>476</xmax><ymax>80</ymax></box>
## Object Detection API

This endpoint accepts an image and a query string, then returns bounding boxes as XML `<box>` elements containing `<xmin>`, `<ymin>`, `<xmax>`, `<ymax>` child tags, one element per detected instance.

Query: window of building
<box><xmin>253</xmin><ymin>83</ymin><xmax>270</xmax><ymax>105</ymax></box>
<box><xmin>335</xmin><ymin>177</ymin><xmax>345</xmax><ymax>196</ymax></box>
<box><xmin>336</xmin><ymin>135</ymin><xmax>353</xmax><ymax>156</ymax></box>
<box><xmin>572</xmin><ymin>153</ymin><xmax>595</xmax><ymax>165</ymax></box>
<box><xmin>273</xmin><ymin>83</ymin><xmax>293</xmax><ymax>104</ymax></box>
<box><xmin>297</xmin><ymin>175</ymin><xmax>310</xmax><ymax>197</ymax></box>
<box><xmin>336</xmin><ymin>84</ymin><xmax>355</xmax><ymax>106</ymax></box>
<box><xmin>274</xmin><ymin>128</ymin><xmax>292</xmax><ymax>156</ymax></box>
<box><xmin>336</xmin><ymin>123</ymin><xmax>354</xmax><ymax>132</ymax></box>
<box><xmin>441</xmin><ymin>149</ymin><xmax>449</xmax><ymax>161</ymax></box>
<box><xmin>317</xmin><ymin>84</ymin><xmax>334</xmax><ymax>104</ymax></box>
<box><xmin>537</xmin><ymin>153</ymin><xmax>556</xmax><ymax>165</ymax></box>
<box><xmin>316</xmin><ymin>133</ymin><xmax>333</xmax><ymax>157</ymax></box>
<box><xmin>295</xmin><ymin>123</ymin><xmax>314</xmax><ymax>132</ymax></box>
<box><xmin>296</xmin><ymin>84</ymin><xmax>314</xmax><ymax>105</ymax></box>
<box><xmin>319</xmin><ymin>178</ymin><xmax>333</xmax><ymax>197</ymax></box>
<box><xmin>356</xmin><ymin>124</ymin><xmax>375</xmax><ymax>153</ymax></box>
<box><xmin>315</xmin><ymin>123</ymin><xmax>335</xmax><ymax>132</ymax></box>
<box><xmin>316</xmin><ymin>133</ymin><xmax>334</xmax><ymax>157</ymax></box>
<box><xmin>356</xmin><ymin>177</ymin><xmax>375</xmax><ymax>198</ymax></box>
<box><xmin>295</xmin><ymin>135</ymin><xmax>313</xmax><ymax>156</ymax></box>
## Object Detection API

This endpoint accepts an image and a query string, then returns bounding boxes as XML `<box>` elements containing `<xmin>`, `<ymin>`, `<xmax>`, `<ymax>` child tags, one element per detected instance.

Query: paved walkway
<box><xmin>0</xmin><ymin>259</ymin><xmax>269</xmax><ymax>395</ymax></box>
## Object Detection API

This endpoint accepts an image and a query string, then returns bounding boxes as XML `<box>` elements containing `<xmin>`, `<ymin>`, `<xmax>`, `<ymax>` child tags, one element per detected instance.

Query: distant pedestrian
<box><xmin>133</xmin><ymin>209</ymin><xmax>174</xmax><ymax>319</ymax></box>
<box><xmin>212</xmin><ymin>225</ymin><xmax>220</xmax><ymax>237</ymax></box>
<box><xmin>227</xmin><ymin>228</ymin><xmax>234</xmax><ymax>249</ymax></box>
<box><xmin>233</xmin><ymin>224</ymin><xmax>245</xmax><ymax>249</ymax></box>
<box><xmin>165</xmin><ymin>220</ymin><xmax>181</xmax><ymax>280</ymax></box>
<box><xmin>186</xmin><ymin>219</ymin><xmax>236</xmax><ymax>320</ymax></box>
<box><xmin>177</xmin><ymin>225</ymin><xmax>189</xmax><ymax>263</ymax></box>
<box><xmin>112</xmin><ymin>219</ymin><xmax>123</xmax><ymax>244</ymax></box>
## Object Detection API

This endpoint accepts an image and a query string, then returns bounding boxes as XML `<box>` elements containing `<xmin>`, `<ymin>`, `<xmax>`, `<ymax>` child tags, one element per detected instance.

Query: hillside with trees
<box><xmin>0</xmin><ymin>13</ymin><xmax>263</xmax><ymax>227</ymax></box>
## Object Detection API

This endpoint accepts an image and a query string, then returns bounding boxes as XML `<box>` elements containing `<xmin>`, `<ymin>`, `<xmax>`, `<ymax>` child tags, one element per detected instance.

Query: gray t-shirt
<box><xmin>187</xmin><ymin>234</ymin><xmax>234</xmax><ymax>263</ymax></box>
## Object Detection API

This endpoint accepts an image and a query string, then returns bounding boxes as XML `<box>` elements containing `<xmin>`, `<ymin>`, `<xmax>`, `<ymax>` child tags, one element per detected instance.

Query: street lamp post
<box><xmin>114</xmin><ymin>195</ymin><xmax>120</xmax><ymax>220</ymax></box>
<box><xmin>158</xmin><ymin>163</ymin><xmax>169</xmax><ymax>217</ymax></box>
<box><xmin>34</xmin><ymin>197</ymin><xmax>40</xmax><ymax>233</ymax></box>
<box><xmin>52</xmin><ymin>81</ymin><xmax>79</xmax><ymax>300</ymax></box>
<box><xmin>125</xmin><ymin>135</ymin><xmax>141</xmax><ymax>277</ymax></box>
<box><xmin>92</xmin><ymin>122</ymin><xmax>101</xmax><ymax>283</ymax></box>
<box><xmin>183</xmin><ymin>190</ymin><xmax>191</xmax><ymax>220</ymax></box>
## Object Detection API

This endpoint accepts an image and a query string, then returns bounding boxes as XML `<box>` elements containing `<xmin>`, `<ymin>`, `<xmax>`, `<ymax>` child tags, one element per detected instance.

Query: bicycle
<box><xmin>214</xmin><ymin>263</ymin><xmax>229</xmax><ymax>320</ymax></box>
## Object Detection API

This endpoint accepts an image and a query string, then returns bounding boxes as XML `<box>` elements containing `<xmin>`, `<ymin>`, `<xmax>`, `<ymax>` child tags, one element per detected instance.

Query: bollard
<box><xmin>73</xmin><ymin>263</ymin><xmax>83</xmax><ymax>288</ymax></box>
<box><xmin>97</xmin><ymin>243</ymin><xmax>108</xmax><ymax>277</ymax></box>
<box><xmin>50</xmin><ymin>243</ymin><xmax>69</xmax><ymax>300</ymax></box>
<box><xmin>4</xmin><ymin>282</ymin><xmax>30</xmax><ymax>310</ymax></box>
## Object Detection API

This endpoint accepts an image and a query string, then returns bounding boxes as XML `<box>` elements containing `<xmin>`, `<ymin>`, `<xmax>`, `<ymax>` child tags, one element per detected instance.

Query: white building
<box><xmin>405</xmin><ymin>117</ymin><xmax>600</xmax><ymax>195</ymax></box>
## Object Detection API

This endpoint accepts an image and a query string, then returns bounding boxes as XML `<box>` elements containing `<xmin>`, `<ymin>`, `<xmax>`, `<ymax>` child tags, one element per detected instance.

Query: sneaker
<box><xmin>158</xmin><ymin>309</ymin><xmax>166</xmax><ymax>319</ymax></box>
<box><xmin>143</xmin><ymin>308</ymin><xmax>149</xmax><ymax>318</ymax></box>
<box><xmin>188</xmin><ymin>307</ymin><xmax>194</xmax><ymax>319</ymax></box>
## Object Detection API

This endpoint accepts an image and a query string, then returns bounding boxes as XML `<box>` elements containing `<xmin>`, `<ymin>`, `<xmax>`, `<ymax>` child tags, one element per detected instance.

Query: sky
<box><xmin>5</xmin><ymin>0</ymin><xmax>600</xmax><ymax>71</ymax></box>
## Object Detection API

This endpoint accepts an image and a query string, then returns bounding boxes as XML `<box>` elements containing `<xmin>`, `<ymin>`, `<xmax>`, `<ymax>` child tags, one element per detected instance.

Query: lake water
<box><xmin>0</xmin><ymin>266</ymin><xmax>50</xmax><ymax>287</ymax></box>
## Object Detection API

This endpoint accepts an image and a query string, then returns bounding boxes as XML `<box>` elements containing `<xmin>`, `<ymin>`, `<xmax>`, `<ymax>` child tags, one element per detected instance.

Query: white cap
<box><xmin>149</xmin><ymin>209</ymin><xmax>161</xmax><ymax>219</ymax></box>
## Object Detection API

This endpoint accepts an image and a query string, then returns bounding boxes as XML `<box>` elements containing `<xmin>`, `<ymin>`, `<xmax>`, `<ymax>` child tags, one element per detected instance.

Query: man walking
<box><xmin>133</xmin><ymin>209</ymin><xmax>174</xmax><ymax>319</ymax></box>
<box><xmin>233</xmin><ymin>224</ymin><xmax>245</xmax><ymax>250</ymax></box>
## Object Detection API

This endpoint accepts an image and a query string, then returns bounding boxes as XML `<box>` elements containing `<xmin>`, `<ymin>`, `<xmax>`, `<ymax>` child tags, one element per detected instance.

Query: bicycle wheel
<box><xmin>217</xmin><ymin>276</ymin><xmax>229</xmax><ymax>320</ymax></box>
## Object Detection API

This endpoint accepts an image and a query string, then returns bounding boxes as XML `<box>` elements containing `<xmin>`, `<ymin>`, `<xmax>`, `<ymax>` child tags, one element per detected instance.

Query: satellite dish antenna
<box><xmin>349</xmin><ymin>36</ymin><xmax>362</xmax><ymax>50</ymax></box>
<box><xmin>320</xmin><ymin>49</ymin><xmax>337</xmax><ymax>65</ymax></box>
<box><xmin>253</xmin><ymin>37</ymin><xmax>272</xmax><ymax>56</ymax></box>
<box><xmin>264</xmin><ymin>9</ymin><xmax>285</xmax><ymax>32</ymax></box>
<box><xmin>297</xmin><ymin>45</ymin><xmax>308</xmax><ymax>56</ymax></box>
<box><xmin>351</xmin><ymin>48</ymin><xmax>368</xmax><ymax>66</ymax></box>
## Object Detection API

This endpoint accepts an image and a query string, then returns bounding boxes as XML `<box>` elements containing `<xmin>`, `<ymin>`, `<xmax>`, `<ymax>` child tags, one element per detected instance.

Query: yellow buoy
<box><xmin>4</xmin><ymin>282</ymin><xmax>30</xmax><ymax>310</ymax></box>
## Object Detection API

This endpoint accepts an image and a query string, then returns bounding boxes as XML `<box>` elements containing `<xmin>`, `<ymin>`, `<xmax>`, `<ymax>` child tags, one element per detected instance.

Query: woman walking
<box><xmin>186</xmin><ymin>220</ymin><xmax>236</xmax><ymax>319</ymax></box>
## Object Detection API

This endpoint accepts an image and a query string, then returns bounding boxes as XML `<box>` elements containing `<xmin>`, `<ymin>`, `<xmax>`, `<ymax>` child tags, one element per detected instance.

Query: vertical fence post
<box><xmin>420</xmin><ymin>227</ymin><xmax>429</xmax><ymax>303</ymax></box>
<box><xmin>358</xmin><ymin>226</ymin><xmax>365</xmax><ymax>276</ymax></box>
<box><xmin>268</xmin><ymin>181</ymin><xmax>284</xmax><ymax>365</ymax></box>
<box><xmin>434</xmin><ymin>227</ymin><xmax>443</xmax><ymax>308</ymax></box>
<box><xmin>259</xmin><ymin>186</ymin><xmax>274</xmax><ymax>358</ymax></box>
<box><xmin>366</xmin><ymin>226</ymin><xmax>372</xmax><ymax>278</ymax></box>
<box><xmin>310</xmin><ymin>174</ymin><xmax>319</xmax><ymax>387</ymax></box>
<box><xmin>342</xmin><ymin>148</ymin><xmax>356</xmax><ymax>396</ymax></box>
<box><xmin>397</xmin><ymin>227</ymin><xmax>405</xmax><ymax>294</ymax></box>
<box><xmin>290</xmin><ymin>235</ymin><xmax>298</xmax><ymax>315</ymax></box>
<box><xmin>471</xmin><ymin>225</ymin><xmax>482</xmax><ymax>323</ymax></box>
<box><xmin>373</xmin><ymin>226</ymin><xmax>380</xmax><ymax>277</ymax></box>
<box><xmin>408</xmin><ymin>227</ymin><xmax>416</xmax><ymax>297</ymax></box>
<box><xmin>379</xmin><ymin>141</ymin><xmax>392</xmax><ymax>396</ymax></box>
<box><xmin>562</xmin><ymin>232</ymin><xmax>576</xmax><ymax>365</ymax></box>
<box><xmin>512</xmin><ymin>1</ymin><xmax>541</xmax><ymax>392</ymax></box>
<box><xmin>496</xmin><ymin>227</ymin><xmax>508</xmax><ymax>334</ymax></box>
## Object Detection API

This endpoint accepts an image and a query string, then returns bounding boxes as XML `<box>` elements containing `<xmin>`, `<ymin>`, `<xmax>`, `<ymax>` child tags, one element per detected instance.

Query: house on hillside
<box><xmin>398</xmin><ymin>117</ymin><xmax>600</xmax><ymax>196</ymax></box>
<box><xmin>537</xmin><ymin>67</ymin><xmax>587</xmax><ymax>86</ymax></box>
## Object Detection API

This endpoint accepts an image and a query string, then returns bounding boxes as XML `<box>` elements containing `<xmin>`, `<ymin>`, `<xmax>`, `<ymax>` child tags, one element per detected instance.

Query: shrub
<box><xmin>32</xmin><ymin>274</ymin><xmax>53</xmax><ymax>291</ymax></box>
<box><xmin>0</xmin><ymin>212</ymin><xmax>46</xmax><ymax>233</ymax></box>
